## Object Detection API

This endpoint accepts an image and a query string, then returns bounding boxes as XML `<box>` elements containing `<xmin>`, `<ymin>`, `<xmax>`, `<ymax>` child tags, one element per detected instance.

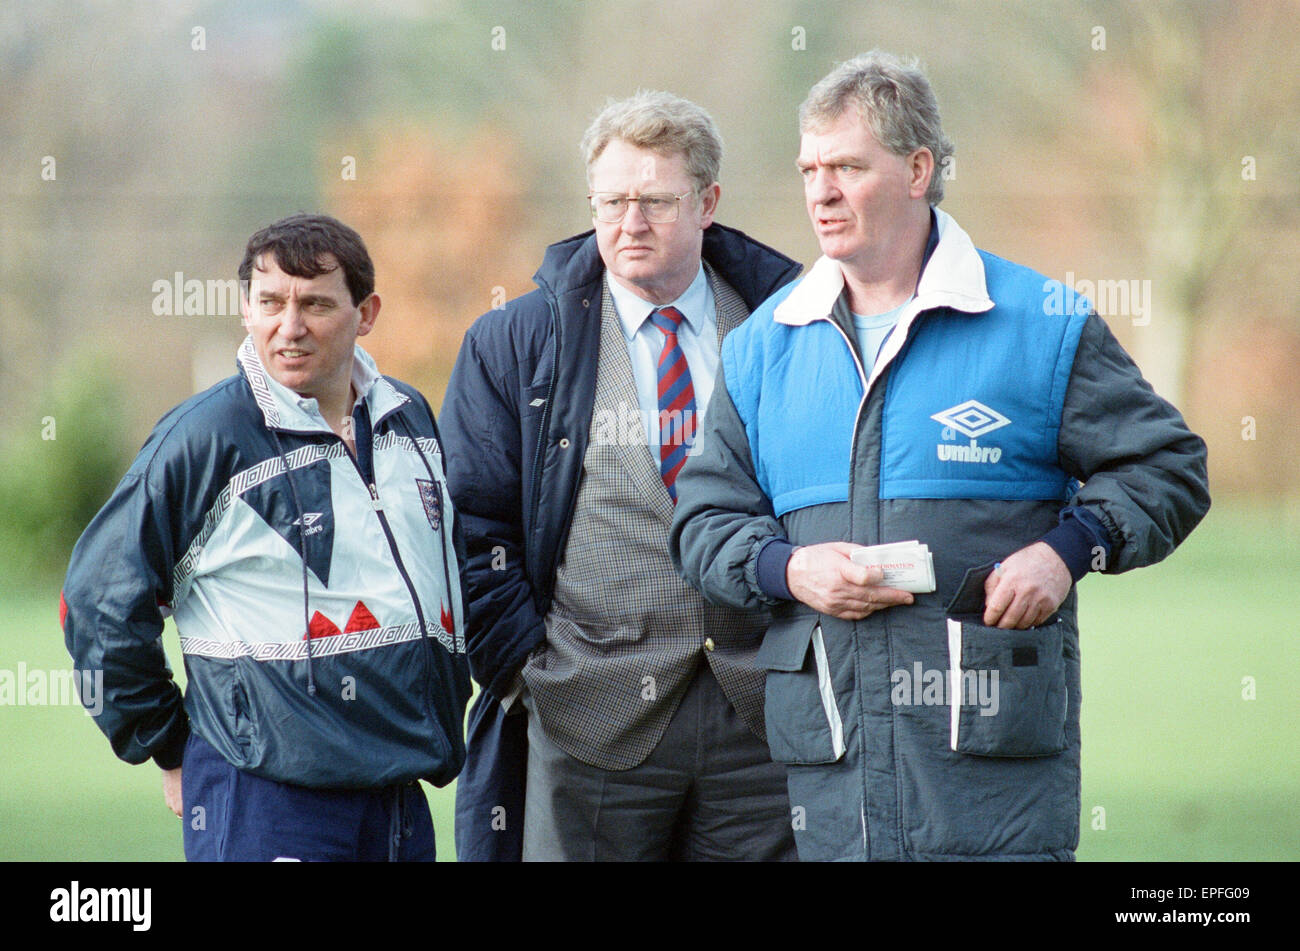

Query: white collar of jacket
<box><xmin>237</xmin><ymin>335</ymin><xmax>410</xmax><ymax>433</ymax></box>
<box><xmin>773</xmin><ymin>207</ymin><xmax>995</xmax><ymax>389</ymax></box>
<box><xmin>774</xmin><ymin>207</ymin><xmax>994</xmax><ymax>326</ymax></box>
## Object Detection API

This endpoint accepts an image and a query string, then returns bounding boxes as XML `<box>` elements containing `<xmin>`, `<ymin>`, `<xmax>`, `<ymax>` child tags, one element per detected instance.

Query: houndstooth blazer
<box><xmin>520</xmin><ymin>265</ymin><xmax>772</xmax><ymax>770</ymax></box>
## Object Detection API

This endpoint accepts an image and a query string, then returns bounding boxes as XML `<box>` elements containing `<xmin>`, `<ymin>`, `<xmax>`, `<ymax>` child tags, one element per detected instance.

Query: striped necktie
<box><xmin>649</xmin><ymin>306</ymin><xmax>698</xmax><ymax>502</ymax></box>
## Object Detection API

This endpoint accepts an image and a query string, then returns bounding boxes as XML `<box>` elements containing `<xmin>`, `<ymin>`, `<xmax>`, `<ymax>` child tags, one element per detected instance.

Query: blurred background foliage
<box><xmin>1</xmin><ymin>0</ymin><xmax>1296</xmax><ymax>860</ymax></box>
<box><xmin>0</xmin><ymin>354</ymin><xmax>132</xmax><ymax>584</ymax></box>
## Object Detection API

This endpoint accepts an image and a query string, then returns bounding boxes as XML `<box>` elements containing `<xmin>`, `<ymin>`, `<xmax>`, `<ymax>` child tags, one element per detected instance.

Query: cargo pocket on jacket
<box><xmin>756</xmin><ymin>615</ymin><xmax>846</xmax><ymax>765</ymax></box>
<box><xmin>945</xmin><ymin>617</ymin><xmax>1067</xmax><ymax>757</ymax></box>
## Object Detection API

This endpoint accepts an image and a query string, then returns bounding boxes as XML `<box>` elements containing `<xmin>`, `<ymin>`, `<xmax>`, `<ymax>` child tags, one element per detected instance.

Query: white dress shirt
<box><xmin>605</xmin><ymin>265</ymin><xmax>719</xmax><ymax>451</ymax></box>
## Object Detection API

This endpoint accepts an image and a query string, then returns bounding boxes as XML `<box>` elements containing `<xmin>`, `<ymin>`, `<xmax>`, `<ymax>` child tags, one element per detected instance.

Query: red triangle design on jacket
<box><xmin>344</xmin><ymin>600</ymin><xmax>380</xmax><ymax>634</ymax></box>
<box><xmin>440</xmin><ymin>603</ymin><xmax>454</xmax><ymax>635</ymax></box>
<box><xmin>307</xmin><ymin>610</ymin><xmax>341</xmax><ymax>640</ymax></box>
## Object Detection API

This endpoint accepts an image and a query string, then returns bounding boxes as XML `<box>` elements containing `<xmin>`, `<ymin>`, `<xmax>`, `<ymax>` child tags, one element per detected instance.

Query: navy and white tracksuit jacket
<box><xmin>62</xmin><ymin>339</ymin><xmax>471</xmax><ymax>791</ymax></box>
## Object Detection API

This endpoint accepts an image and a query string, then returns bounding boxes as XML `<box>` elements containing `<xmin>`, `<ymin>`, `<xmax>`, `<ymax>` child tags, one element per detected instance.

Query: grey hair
<box><xmin>799</xmin><ymin>50</ymin><xmax>954</xmax><ymax>204</ymax></box>
<box><xmin>581</xmin><ymin>90</ymin><xmax>723</xmax><ymax>194</ymax></box>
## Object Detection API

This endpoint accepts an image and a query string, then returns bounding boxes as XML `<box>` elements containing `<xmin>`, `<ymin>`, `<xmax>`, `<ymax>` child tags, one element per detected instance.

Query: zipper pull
<box><xmin>368</xmin><ymin>483</ymin><xmax>383</xmax><ymax>512</ymax></box>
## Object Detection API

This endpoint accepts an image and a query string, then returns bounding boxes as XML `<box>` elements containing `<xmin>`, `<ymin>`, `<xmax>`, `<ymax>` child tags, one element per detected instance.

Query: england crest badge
<box><xmin>415</xmin><ymin>478</ymin><xmax>442</xmax><ymax>531</ymax></box>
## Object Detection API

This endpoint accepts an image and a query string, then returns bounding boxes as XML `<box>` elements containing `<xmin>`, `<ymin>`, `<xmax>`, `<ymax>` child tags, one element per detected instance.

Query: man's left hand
<box><xmin>982</xmin><ymin>542</ymin><xmax>1071</xmax><ymax>629</ymax></box>
<box><xmin>162</xmin><ymin>767</ymin><xmax>183</xmax><ymax>818</ymax></box>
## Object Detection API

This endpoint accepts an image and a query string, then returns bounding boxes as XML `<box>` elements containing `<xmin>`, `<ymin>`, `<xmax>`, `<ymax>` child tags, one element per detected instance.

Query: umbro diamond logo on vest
<box><xmin>932</xmin><ymin>400</ymin><xmax>1011</xmax><ymax>464</ymax></box>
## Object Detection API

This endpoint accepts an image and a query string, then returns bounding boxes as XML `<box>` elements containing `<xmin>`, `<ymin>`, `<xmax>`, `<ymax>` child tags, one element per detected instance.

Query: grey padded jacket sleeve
<box><xmin>670</xmin><ymin>361</ymin><xmax>784</xmax><ymax>610</ymax></box>
<box><xmin>1056</xmin><ymin>312</ymin><xmax>1210</xmax><ymax>573</ymax></box>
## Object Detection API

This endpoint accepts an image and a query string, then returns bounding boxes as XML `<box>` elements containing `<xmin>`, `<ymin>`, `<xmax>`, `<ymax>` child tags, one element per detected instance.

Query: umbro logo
<box><xmin>930</xmin><ymin>400</ymin><xmax>1011</xmax><ymax>439</ymax></box>
<box><xmin>932</xmin><ymin>400</ymin><xmax>1009</xmax><ymax>464</ymax></box>
<box><xmin>292</xmin><ymin>512</ymin><xmax>326</xmax><ymax>536</ymax></box>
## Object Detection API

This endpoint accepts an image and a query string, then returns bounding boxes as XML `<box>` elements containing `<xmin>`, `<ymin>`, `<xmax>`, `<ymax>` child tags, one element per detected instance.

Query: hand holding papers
<box><xmin>849</xmin><ymin>540</ymin><xmax>936</xmax><ymax>594</ymax></box>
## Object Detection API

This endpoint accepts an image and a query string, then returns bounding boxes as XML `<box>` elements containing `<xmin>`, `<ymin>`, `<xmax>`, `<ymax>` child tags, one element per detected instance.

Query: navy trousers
<box><xmin>181</xmin><ymin>732</ymin><xmax>437</xmax><ymax>862</ymax></box>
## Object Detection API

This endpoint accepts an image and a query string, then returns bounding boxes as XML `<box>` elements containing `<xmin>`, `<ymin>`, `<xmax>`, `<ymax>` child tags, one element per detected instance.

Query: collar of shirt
<box><xmin>608</xmin><ymin>264</ymin><xmax>712</xmax><ymax>343</ymax></box>
<box><xmin>349</xmin><ymin>348</ymin><xmax>381</xmax><ymax>410</ymax></box>
<box><xmin>237</xmin><ymin>337</ymin><xmax>408</xmax><ymax>434</ymax></box>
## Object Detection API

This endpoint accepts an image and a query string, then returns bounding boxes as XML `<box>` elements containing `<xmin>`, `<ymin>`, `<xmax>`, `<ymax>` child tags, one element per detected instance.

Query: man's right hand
<box><xmin>786</xmin><ymin>542</ymin><xmax>915</xmax><ymax>620</ymax></box>
<box><xmin>162</xmin><ymin>766</ymin><xmax>183</xmax><ymax>818</ymax></box>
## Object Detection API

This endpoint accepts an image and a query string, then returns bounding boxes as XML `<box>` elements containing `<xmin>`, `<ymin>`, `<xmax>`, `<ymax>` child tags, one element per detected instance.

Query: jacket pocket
<box><xmin>945</xmin><ymin>617</ymin><xmax>1066</xmax><ymax>757</ymax></box>
<box><xmin>228</xmin><ymin>669</ymin><xmax>254</xmax><ymax>753</ymax></box>
<box><xmin>756</xmin><ymin>614</ymin><xmax>846</xmax><ymax>765</ymax></box>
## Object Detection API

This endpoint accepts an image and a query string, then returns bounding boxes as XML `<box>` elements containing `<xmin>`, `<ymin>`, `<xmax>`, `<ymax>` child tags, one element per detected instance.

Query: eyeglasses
<box><xmin>588</xmin><ymin>192</ymin><xmax>691</xmax><ymax>224</ymax></box>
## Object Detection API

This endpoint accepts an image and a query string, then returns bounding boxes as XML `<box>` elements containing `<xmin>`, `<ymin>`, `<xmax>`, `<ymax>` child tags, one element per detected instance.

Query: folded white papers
<box><xmin>849</xmin><ymin>539</ymin><xmax>936</xmax><ymax>594</ymax></box>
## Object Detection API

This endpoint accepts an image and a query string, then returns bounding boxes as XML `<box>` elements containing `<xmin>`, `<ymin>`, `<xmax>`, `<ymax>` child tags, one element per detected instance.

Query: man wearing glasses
<box><xmin>441</xmin><ymin>91</ymin><xmax>801</xmax><ymax>860</ymax></box>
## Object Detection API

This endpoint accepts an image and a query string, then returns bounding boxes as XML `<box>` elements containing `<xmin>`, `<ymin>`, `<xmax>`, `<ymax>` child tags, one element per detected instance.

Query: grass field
<box><xmin>2</xmin><ymin>500</ymin><xmax>1296</xmax><ymax>861</ymax></box>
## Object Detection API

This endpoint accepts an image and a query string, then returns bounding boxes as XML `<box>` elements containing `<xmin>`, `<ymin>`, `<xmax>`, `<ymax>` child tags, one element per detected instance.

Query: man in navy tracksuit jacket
<box><xmin>671</xmin><ymin>53</ymin><xmax>1209</xmax><ymax>860</ymax></box>
<box><xmin>62</xmin><ymin>214</ymin><xmax>471</xmax><ymax>861</ymax></box>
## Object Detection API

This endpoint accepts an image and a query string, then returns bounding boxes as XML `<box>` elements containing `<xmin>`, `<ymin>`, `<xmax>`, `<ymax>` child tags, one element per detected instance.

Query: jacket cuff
<box><xmin>755</xmin><ymin>537</ymin><xmax>796</xmax><ymax>601</ymax></box>
<box><xmin>1040</xmin><ymin>508</ymin><xmax>1113</xmax><ymax>582</ymax></box>
<box><xmin>152</xmin><ymin>721</ymin><xmax>190</xmax><ymax>770</ymax></box>
<box><xmin>478</xmin><ymin>631</ymin><xmax>543</xmax><ymax>701</ymax></box>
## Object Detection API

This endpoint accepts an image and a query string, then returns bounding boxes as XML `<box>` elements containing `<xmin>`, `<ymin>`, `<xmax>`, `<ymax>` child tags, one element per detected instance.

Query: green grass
<box><xmin>0</xmin><ymin>598</ymin><xmax>461</xmax><ymax>861</ymax></box>
<box><xmin>2</xmin><ymin>500</ymin><xmax>1296</xmax><ymax>860</ymax></box>
<box><xmin>1074</xmin><ymin>498</ymin><xmax>1300</xmax><ymax>859</ymax></box>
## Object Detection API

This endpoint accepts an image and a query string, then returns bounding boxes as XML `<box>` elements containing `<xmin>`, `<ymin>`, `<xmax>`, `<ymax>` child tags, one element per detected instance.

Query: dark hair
<box><xmin>237</xmin><ymin>213</ymin><xmax>374</xmax><ymax>305</ymax></box>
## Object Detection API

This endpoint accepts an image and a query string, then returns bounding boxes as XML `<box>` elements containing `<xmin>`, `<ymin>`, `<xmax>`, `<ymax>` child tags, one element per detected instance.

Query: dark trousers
<box><xmin>521</xmin><ymin>664</ymin><xmax>797</xmax><ymax>862</ymax></box>
<box><xmin>181</xmin><ymin>732</ymin><xmax>436</xmax><ymax>862</ymax></box>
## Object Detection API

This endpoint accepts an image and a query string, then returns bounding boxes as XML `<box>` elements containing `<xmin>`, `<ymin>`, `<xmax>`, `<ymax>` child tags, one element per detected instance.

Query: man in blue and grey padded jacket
<box><xmin>670</xmin><ymin>51</ymin><xmax>1210</xmax><ymax>861</ymax></box>
<box><xmin>62</xmin><ymin>214</ymin><xmax>470</xmax><ymax>861</ymax></box>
